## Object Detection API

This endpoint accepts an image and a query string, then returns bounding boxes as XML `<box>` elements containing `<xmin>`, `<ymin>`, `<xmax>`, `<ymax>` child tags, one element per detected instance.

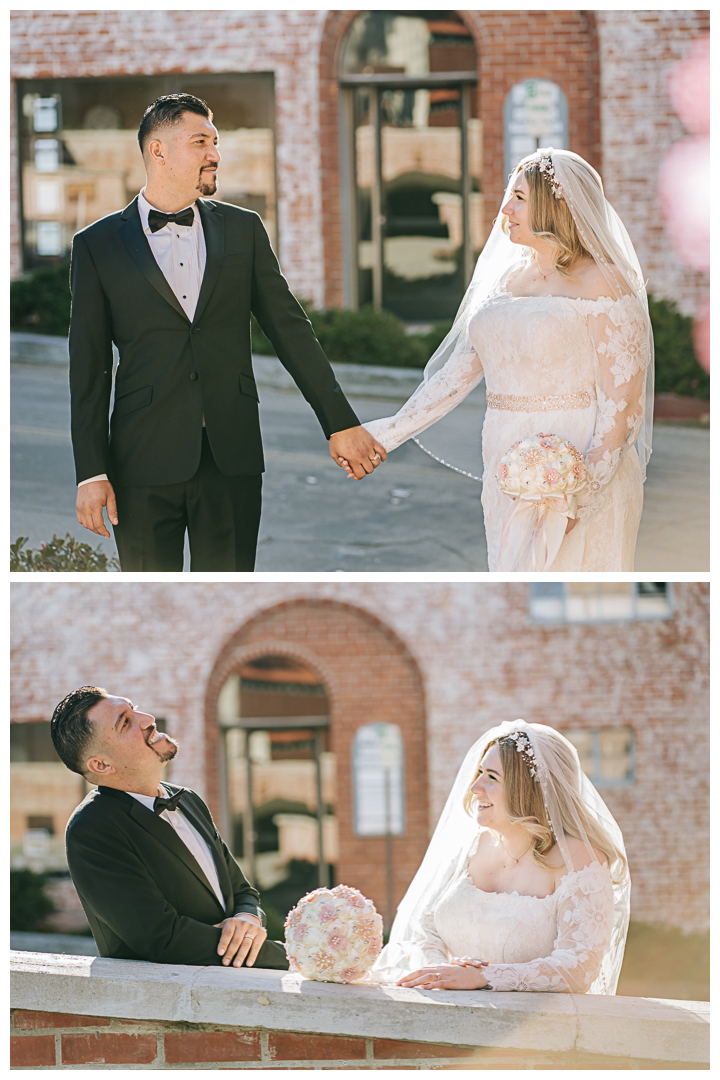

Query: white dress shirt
<box><xmin>78</xmin><ymin>189</ymin><xmax>207</xmax><ymax>487</ymax></box>
<box><xmin>127</xmin><ymin>785</ymin><xmax>225</xmax><ymax>910</ymax></box>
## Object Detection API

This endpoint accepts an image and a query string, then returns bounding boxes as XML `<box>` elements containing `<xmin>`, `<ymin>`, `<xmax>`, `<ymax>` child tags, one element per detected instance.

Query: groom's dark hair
<box><xmin>138</xmin><ymin>94</ymin><xmax>213</xmax><ymax>154</ymax></box>
<box><xmin>51</xmin><ymin>686</ymin><xmax>108</xmax><ymax>776</ymax></box>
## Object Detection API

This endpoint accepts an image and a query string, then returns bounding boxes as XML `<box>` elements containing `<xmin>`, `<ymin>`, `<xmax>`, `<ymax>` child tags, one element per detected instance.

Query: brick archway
<box><xmin>204</xmin><ymin>598</ymin><xmax>428</xmax><ymax>922</ymax></box>
<box><xmin>318</xmin><ymin>9</ymin><xmax>600</xmax><ymax>308</ymax></box>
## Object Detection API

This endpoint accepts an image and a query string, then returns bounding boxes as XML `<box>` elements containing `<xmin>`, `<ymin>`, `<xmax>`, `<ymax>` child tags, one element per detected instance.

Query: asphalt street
<box><xmin>10</xmin><ymin>362</ymin><xmax>709</xmax><ymax>572</ymax></box>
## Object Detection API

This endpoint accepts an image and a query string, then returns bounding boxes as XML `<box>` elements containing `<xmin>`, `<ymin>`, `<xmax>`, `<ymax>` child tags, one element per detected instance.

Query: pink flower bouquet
<box><xmin>495</xmin><ymin>433</ymin><xmax>588</xmax><ymax>570</ymax></box>
<box><xmin>284</xmin><ymin>885</ymin><xmax>384</xmax><ymax>983</ymax></box>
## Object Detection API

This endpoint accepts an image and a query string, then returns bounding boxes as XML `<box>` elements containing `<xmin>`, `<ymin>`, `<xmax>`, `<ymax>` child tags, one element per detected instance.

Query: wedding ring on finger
<box><xmin>370</xmin><ymin>453</ymin><xmax>380</xmax><ymax>462</ymax></box>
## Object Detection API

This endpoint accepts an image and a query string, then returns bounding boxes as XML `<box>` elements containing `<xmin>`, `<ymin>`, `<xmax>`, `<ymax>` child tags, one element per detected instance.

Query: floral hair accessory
<box><xmin>284</xmin><ymin>885</ymin><xmax>383</xmax><ymax>983</ymax></box>
<box><xmin>533</xmin><ymin>153</ymin><xmax>563</xmax><ymax>200</ymax></box>
<box><xmin>505</xmin><ymin>730</ymin><xmax>537</xmax><ymax>778</ymax></box>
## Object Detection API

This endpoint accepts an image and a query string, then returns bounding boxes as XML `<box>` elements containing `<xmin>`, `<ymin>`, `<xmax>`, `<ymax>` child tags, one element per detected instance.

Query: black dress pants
<box><xmin>112</xmin><ymin>430</ymin><xmax>262</xmax><ymax>572</ymax></box>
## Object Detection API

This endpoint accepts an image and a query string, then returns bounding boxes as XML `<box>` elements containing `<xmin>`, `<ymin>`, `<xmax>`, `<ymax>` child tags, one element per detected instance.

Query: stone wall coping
<box><xmin>10</xmin><ymin>951</ymin><xmax>709</xmax><ymax>1063</ymax></box>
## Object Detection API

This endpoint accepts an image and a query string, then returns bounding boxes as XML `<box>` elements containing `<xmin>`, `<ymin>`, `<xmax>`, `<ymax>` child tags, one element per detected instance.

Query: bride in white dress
<box><xmin>357</xmin><ymin>150</ymin><xmax>654</xmax><ymax>571</ymax></box>
<box><xmin>371</xmin><ymin>721</ymin><xmax>630</xmax><ymax>994</ymax></box>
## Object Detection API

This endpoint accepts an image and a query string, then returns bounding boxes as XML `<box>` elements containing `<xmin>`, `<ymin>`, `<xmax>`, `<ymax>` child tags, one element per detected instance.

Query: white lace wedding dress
<box><xmin>406</xmin><ymin>854</ymin><xmax>615</xmax><ymax>994</ymax></box>
<box><xmin>365</xmin><ymin>289</ymin><xmax>649</xmax><ymax>571</ymax></box>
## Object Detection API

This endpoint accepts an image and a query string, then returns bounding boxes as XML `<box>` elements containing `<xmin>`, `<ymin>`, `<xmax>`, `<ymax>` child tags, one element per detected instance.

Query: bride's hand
<box><xmin>396</xmin><ymin>962</ymin><xmax>489</xmax><ymax>990</ymax></box>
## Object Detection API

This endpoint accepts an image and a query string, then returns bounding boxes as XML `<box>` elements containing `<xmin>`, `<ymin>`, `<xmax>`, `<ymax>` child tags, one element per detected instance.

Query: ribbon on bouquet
<box><xmin>499</xmin><ymin>493</ymin><xmax>578</xmax><ymax>572</ymax></box>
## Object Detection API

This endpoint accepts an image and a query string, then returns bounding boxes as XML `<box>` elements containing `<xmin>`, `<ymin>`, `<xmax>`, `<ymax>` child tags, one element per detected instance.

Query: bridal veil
<box><xmin>411</xmin><ymin>148</ymin><xmax>654</xmax><ymax>482</ymax></box>
<box><xmin>373</xmin><ymin>720</ymin><xmax>631</xmax><ymax>995</ymax></box>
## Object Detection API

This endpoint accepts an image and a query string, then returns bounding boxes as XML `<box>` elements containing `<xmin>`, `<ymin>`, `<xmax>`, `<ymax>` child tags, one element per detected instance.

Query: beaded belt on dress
<box><xmin>486</xmin><ymin>390</ymin><xmax>592</xmax><ymax>412</ymax></box>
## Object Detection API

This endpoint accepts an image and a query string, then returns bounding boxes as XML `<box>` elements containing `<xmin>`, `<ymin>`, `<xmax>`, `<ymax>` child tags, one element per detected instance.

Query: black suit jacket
<box><xmin>68</xmin><ymin>197</ymin><xmax>360</xmax><ymax>486</ymax></box>
<box><xmin>65</xmin><ymin>784</ymin><xmax>288</xmax><ymax>968</ymax></box>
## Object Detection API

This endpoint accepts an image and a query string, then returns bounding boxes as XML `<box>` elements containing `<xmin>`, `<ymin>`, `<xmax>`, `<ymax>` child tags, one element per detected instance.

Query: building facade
<box><xmin>10</xmin><ymin>581</ymin><xmax>709</xmax><ymax>934</ymax></box>
<box><xmin>11</xmin><ymin>8</ymin><xmax>709</xmax><ymax>317</ymax></box>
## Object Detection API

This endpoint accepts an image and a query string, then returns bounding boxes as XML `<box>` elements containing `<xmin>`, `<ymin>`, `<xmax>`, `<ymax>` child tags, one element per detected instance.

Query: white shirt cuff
<box><xmin>78</xmin><ymin>474</ymin><xmax>108</xmax><ymax>488</ymax></box>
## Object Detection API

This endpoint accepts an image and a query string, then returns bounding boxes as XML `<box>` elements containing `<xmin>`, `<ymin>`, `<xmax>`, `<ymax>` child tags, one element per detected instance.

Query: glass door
<box><xmin>218</xmin><ymin>657</ymin><xmax>336</xmax><ymax>933</ymax></box>
<box><xmin>350</xmin><ymin>80</ymin><xmax>481</xmax><ymax>321</ymax></box>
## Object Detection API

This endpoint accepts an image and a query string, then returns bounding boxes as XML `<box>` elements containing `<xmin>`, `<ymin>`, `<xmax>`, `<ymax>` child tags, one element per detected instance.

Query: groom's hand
<box><xmin>76</xmin><ymin>480</ymin><xmax>119</xmax><ymax>539</ymax></box>
<box><xmin>329</xmin><ymin>426</ymin><xmax>387</xmax><ymax>480</ymax></box>
<box><xmin>214</xmin><ymin>913</ymin><xmax>267</xmax><ymax>967</ymax></box>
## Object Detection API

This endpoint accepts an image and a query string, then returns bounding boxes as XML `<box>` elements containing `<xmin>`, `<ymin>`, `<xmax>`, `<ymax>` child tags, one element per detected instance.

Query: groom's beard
<box><xmin>150</xmin><ymin>733</ymin><xmax>179</xmax><ymax>763</ymax></box>
<box><xmin>197</xmin><ymin>167</ymin><xmax>218</xmax><ymax>196</ymax></box>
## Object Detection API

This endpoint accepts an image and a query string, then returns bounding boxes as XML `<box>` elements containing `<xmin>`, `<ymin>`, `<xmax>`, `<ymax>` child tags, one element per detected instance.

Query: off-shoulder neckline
<box><xmin>462</xmin><ymin>832</ymin><xmax>609</xmax><ymax>900</ymax></box>
<box><xmin>461</xmin><ymin>859</ymin><xmax>607</xmax><ymax>902</ymax></box>
<box><xmin>494</xmin><ymin>288</ymin><xmax>634</xmax><ymax>308</ymax></box>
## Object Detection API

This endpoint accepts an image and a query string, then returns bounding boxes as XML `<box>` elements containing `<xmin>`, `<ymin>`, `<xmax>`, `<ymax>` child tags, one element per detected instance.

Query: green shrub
<box><xmin>10</xmin><ymin>261</ymin><xmax>72</xmax><ymax>337</ymax></box>
<box><xmin>312</xmin><ymin>306</ymin><xmax>427</xmax><ymax>368</ymax></box>
<box><xmin>10</xmin><ymin>868</ymin><xmax>57</xmax><ymax>932</ymax></box>
<box><xmin>648</xmin><ymin>294</ymin><xmax>709</xmax><ymax>398</ymax></box>
<box><xmin>10</xmin><ymin>265</ymin><xmax>710</xmax><ymax>395</ymax></box>
<box><xmin>11</xmin><ymin>534</ymin><xmax>120</xmax><ymax>572</ymax></box>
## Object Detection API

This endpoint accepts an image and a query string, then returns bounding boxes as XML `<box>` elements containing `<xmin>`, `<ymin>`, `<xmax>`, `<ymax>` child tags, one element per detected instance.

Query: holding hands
<box><xmin>397</xmin><ymin>957</ymin><xmax>489</xmax><ymax>991</ymax></box>
<box><xmin>329</xmin><ymin>425</ymin><xmax>386</xmax><ymax>479</ymax></box>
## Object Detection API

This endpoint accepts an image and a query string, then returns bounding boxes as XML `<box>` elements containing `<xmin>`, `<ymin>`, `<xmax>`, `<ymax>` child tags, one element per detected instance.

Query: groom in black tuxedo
<box><xmin>71</xmin><ymin>93</ymin><xmax>385</xmax><ymax>570</ymax></box>
<box><xmin>52</xmin><ymin>686</ymin><xmax>288</xmax><ymax>969</ymax></box>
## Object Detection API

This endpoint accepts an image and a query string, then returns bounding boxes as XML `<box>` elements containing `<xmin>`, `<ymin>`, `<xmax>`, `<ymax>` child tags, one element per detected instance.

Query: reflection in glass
<box><xmin>341</xmin><ymin>11</ymin><xmax>476</xmax><ymax>76</ymax></box>
<box><xmin>504</xmin><ymin>79</ymin><xmax>568</xmax><ymax>179</ymax></box>
<box><xmin>380</xmin><ymin>85</ymin><xmax>463</xmax><ymax>321</ymax></box>
<box><xmin>529</xmin><ymin>582</ymin><xmax>671</xmax><ymax>622</ymax></box>
<box><xmin>219</xmin><ymin>656</ymin><xmax>335</xmax><ymax>931</ymax></box>
<box><xmin>18</xmin><ymin>74</ymin><xmax>277</xmax><ymax>270</ymax></box>
<box><xmin>344</xmin><ymin>12</ymin><xmax>479</xmax><ymax>321</ymax></box>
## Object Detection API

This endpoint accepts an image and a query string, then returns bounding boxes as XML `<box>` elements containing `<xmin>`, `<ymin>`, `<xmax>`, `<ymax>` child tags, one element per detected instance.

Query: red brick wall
<box><xmin>10</xmin><ymin>582</ymin><xmax>709</xmax><ymax>932</ymax></box>
<box><xmin>461</xmin><ymin>10</ymin><xmax>600</xmax><ymax>243</ymax></box>
<box><xmin>11</xmin><ymin>9</ymin><xmax>708</xmax><ymax>314</ymax></box>
<box><xmin>9</xmin><ymin>1010</ymin><xmax>705</xmax><ymax>1070</ymax></box>
<box><xmin>203</xmin><ymin>599</ymin><xmax>428</xmax><ymax>923</ymax></box>
<box><xmin>596</xmin><ymin>8</ymin><xmax>710</xmax><ymax>314</ymax></box>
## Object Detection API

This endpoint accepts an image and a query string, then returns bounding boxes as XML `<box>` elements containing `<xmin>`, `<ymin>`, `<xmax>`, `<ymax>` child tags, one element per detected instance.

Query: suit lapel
<box><xmin>118</xmin><ymin>197</ymin><xmax>190</xmax><ymax>323</ymax></box>
<box><xmin>122</xmin><ymin>790</ymin><xmax>225</xmax><ymax>911</ymax></box>
<box><xmin>178</xmin><ymin>794</ymin><xmax>233</xmax><ymax>913</ymax></box>
<box><xmin>193</xmin><ymin>199</ymin><xmax>225</xmax><ymax>326</ymax></box>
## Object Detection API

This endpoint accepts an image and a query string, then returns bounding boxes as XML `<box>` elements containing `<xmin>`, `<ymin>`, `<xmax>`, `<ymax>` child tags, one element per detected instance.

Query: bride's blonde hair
<box><xmin>463</xmin><ymin>732</ymin><xmax>627</xmax><ymax>878</ymax></box>
<box><xmin>502</xmin><ymin>157</ymin><xmax>593</xmax><ymax>277</ymax></box>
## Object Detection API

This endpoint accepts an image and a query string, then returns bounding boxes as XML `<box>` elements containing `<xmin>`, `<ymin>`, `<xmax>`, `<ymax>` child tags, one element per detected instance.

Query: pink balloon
<box><xmin>657</xmin><ymin>136</ymin><xmax>710</xmax><ymax>273</ymax></box>
<box><xmin>666</xmin><ymin>35</ymin><xmax>709</xmax><ymax>135</ymax></box>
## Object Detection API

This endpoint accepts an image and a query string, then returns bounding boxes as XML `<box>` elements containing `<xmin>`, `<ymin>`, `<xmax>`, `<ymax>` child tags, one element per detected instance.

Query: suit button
<box><xmin>190</xmin><ymin>372</ymin><xmax>198</xmax><ymax>381</ymax></box>
<box><xmin>191</xmin><ymin>327</ymin><xmax>199</xmax><ymax>334</ymax></box>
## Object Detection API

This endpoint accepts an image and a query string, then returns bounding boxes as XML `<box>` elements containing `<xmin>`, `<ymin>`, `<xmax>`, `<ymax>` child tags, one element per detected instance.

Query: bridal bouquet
<box><xmin>284</xmin><ymin>885</ymin><xmax>384</xmax><ymax>983</ymax></box>
<box><xmin>496</xmin><ymin>433</ymin><xmax>587</xmax><ymax>571</ymax></box>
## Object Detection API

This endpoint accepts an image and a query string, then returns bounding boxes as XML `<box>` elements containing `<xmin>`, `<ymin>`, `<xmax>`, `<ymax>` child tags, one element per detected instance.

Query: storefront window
<box><xmin>17</xmin><ymin>73</ymin><xmax>276</xmax><ymax>270</ymax></box>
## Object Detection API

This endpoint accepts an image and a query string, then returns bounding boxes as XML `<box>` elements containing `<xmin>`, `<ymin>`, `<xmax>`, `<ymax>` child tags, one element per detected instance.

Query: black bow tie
<box><xmin>154</xmin><ymin>788</ymin><xmax>186</xmax><ymax>815</ymax></box>
<box><xmin>148</xmin><ymin>207</ymin><xmax>195</xmax><ymax>233</ymax></box>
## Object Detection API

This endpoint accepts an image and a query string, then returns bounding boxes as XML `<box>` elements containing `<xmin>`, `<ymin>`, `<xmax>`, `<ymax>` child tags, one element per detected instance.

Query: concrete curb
<box><xmin>9</xmin><ymin>331</ymin><xmax>463</xmax><ymax>403</ymax></box>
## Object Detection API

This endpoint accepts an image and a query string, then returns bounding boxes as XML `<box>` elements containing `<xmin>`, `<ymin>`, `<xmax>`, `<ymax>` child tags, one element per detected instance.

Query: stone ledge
<box><xmin>10</xmin><ymin>951</ymin><xmax>709</xmax><ymax>1064</ymax></box>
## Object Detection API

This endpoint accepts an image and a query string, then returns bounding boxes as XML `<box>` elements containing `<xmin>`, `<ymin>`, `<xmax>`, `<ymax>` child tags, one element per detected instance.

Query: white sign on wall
<box><xmin>352</xmin><ymin>723</ymin><xmax>405</xmax><ymax>836</ymax></box>
<box><xmin>504</xmin><ymin>79</ymin><xmax>568</xmax><ymax>181</ymax></box>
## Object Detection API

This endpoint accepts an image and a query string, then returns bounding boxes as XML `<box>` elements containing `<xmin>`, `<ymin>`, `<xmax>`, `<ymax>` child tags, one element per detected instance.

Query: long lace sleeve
<box><xmin>364</xmin><ymin>350</ymin><xmax>484</xmax><ymax>453</ymax></box>
<box><xmin>482</xmin><ymin>864</ymin><xmax>614</xmax><ymax>993</ymax></box>
<box><xmin>408</xmin><ymin>906</ymin><xmax>453</xmax><ymax>968</ymax></box>
<box><xmin>576</xmin><ymin>296</ymin><xmax>649</xmax><ymax>523</ymax></box>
